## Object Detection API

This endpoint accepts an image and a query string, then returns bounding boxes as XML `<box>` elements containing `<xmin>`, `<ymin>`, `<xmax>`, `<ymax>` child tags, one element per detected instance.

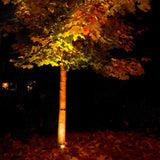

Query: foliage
<box><xmin>0</xmin><ymin>129</ymin><xmax>160</xmax><ymax>160</ymax></box>
<box><xmin>0</xmin><ymin>0</ymin><xmax>151</xmax><ymax>79</ymax></box>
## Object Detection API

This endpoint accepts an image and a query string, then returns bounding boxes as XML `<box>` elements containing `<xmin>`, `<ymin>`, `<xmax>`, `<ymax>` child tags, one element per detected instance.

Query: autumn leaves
<box><xmin>66</xmin><ymin>3</ymin><xmax>110</xmax><ymax>41</ymax></box>
<box><xmin>0</xmin><ymin>0</ymin><xmax>152</xmax><ymax>79</ymax></box>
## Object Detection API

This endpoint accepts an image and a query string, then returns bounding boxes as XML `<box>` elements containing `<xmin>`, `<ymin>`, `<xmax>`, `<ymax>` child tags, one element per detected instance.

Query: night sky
<box><xmin>0</xmin><ymin>1</ymin><xmax>159</xmax><ymax>136</ymax></box>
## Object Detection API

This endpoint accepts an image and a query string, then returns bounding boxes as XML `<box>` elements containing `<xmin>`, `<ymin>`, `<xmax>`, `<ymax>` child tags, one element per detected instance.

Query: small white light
<box><xmin>60</xmin><ymin>144</ymin><xmax>65</xmax><ymax>149</ymax></box>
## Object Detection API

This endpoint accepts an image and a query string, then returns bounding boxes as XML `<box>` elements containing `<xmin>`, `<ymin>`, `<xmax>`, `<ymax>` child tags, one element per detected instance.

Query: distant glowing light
<box><xmin>26</xmin><ymin>80</ymin><xmax>36</xmax><ymax>91</ymax></box>
<box><xmin>2</xmin><ymin>82</ymin><xmax>9</xmax><ymax>90</ymax></box>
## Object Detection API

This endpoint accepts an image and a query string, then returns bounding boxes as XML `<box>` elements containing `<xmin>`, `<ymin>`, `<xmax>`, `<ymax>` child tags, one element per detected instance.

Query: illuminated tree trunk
<box><xmin>58</xmin><ymin>65</ymin><xmax>67</xmax><ymax>146</ymax></box>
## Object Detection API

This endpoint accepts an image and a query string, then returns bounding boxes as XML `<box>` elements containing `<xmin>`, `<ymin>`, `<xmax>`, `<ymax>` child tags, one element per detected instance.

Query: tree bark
<box><xmin>57</xmin><ymin>65</ymin><xmax>67</xmax><ymax>146</ymax></box>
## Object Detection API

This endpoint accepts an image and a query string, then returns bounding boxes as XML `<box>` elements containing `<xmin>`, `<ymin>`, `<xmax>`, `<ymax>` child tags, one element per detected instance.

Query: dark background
<box><xmin>0</xmin><ymin>0</ymin><xmax>159</xmax><ymax>137</ymax></box>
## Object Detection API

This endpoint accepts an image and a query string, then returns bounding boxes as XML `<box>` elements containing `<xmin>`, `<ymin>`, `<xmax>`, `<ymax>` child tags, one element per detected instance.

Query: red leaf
<box><xmin>89</xmin><ymin>17</ymin><xmax>96</xmax><ymax>23</ymax></box>
<box><xmin>83</xmin><ymin>26</ymin><xmax>87</xmax><ymax>32</ymax></box>
<box><xmin>76</xmin><ymin>10</ymin><xmax>82</xmax><ymax>15</ymax></box>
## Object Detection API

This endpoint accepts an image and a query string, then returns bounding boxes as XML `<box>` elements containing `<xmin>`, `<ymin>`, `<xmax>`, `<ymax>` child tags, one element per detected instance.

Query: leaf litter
<box><xmin>0</xmin><ymin>130</ymin><xmax>160</xmax><ymax>160</ymax></box>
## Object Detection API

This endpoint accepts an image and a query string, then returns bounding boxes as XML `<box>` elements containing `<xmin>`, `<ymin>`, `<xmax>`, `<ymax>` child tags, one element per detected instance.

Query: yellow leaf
<box><xmin>18</xmin><ymin>56</ymin><xmax>24</xmax><ymax>59</ymax></box>
<box><xmin>27</xmin><ymin>65</ymin><xmax>34</xmax><ymax>69</ymax></box>
<box><xmin>48</xmin><ymin>7</ymin><xmax>54</xmax><ymax>13</ymax></box>
<box><xmin>22</xmin><ymin>66</ymin><xmax>27</xmax><ymax>69</ymax></box>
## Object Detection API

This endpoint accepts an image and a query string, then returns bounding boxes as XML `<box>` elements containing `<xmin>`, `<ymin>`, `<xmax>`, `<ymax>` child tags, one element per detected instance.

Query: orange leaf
<box><xmin>141</xmin><ymin>57</ymin><xmax>152</xmax><ymax>62</ymax></box>
<box><xmin>9</xmin><ymin>59</ymin><xmax>16</xmax><ymax>63</ymax></box>
<box><xmin>76</xmin><ymin>10</ymin><xmax>82</xmax><ymax>15</ymax></box>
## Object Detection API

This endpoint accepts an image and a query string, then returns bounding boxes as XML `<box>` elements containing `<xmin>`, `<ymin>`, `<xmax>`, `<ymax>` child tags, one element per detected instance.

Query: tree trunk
<box><xmin>57</xmin><ymin>65</ymin><xmax>67</xmax><ymax>146</ymax></box>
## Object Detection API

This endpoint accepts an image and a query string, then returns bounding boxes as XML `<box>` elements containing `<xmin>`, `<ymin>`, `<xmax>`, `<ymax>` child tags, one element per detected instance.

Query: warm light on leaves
<box><xmin>0</xmin><ymin>0</ymin><xmax>151</xmax><ymax>77</ymax></box>
<box><xmin>100</xmin><ymin>58</ymin><xmax>145</xmax><ymax>80</ymax></box>
<box><xmin>0</xmin><ymin>0</ymin><xmax>152</xmax><ymax>154</ymax></box>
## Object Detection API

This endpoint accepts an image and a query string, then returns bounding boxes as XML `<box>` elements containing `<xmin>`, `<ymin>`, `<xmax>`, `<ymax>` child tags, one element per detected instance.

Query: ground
<box><xmin>0</xmin><ymin>129</ymin><xmax>160</xmax><ymax>160</ymax></box>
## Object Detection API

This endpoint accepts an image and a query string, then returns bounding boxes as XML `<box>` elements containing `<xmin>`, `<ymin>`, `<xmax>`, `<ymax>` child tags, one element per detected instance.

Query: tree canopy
<box><xmin>0</xmin><ymin>0</ymin><xmax>151</xmax><ymax>79</ymax></box>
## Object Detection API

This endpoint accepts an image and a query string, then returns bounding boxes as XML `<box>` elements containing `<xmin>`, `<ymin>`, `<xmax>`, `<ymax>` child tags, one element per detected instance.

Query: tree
<box><xmin>0</xmin><ymin>0</ymin><xmax>151</xmax><ymax>147</ymax></box>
